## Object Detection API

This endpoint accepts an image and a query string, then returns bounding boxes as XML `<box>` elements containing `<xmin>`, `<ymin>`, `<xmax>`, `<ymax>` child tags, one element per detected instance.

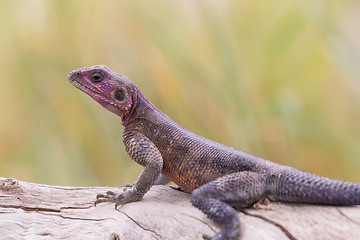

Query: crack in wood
<box><xmin>242</xmin><ymin>210</ymin><xmax>297</xmax><ymax>240</ymax></box>
<box><xmin>39</xmin><ymin>211</ymin><xmax>108</xmax><ymax>222</ymax></box>
<box><xmin>179</xmin><ymin>213</ymin><xmax>217</xmax><ymax>233</ymax></box>
<box><xmin>335</xmin><ymin>207</ymin><xmax>360</xmax><ymax>226</ymax></box>
<box><xmin>59</xmin><ymin>205</ymin><xmax>93</xmax><ymax>211</ymax></box>
<box><xmin>119</xmin><ymin>210</ymin><xmax>162</xmax><ymax>239</ymax></box>
<box><xmin>0</xmin><ymin>204</ymin><xmax>60</xmax><ymax>213</ymax></box>
<box><xmin>0</xmin><ymin>204</ymin><xmax>110</xmax><ymax>222</ymax></box>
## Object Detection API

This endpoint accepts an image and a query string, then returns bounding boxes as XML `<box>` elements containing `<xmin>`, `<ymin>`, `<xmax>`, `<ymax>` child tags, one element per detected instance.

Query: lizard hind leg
<box><xmin>190</xmin><ymin>171</ymin><xmax>267</xmax><ymax>240</ymax></box>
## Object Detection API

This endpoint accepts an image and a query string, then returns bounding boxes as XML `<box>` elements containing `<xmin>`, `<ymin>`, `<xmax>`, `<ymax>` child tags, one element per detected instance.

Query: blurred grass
<box><xmin>0</xmin><ymin>0</ymin><xmax>360</xmax><ymax>186</ymax></box>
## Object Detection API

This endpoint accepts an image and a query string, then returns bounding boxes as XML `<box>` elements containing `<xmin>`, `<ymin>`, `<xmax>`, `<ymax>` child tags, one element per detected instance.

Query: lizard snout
<box><xmin>68</xmin><ymin>70</ymin><xmax>82</xmax><ymax>82</ymax></box>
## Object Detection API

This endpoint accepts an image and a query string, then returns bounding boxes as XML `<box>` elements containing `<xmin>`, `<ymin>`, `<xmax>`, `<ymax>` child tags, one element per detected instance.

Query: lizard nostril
<box><xmin>68</xmin><ymin>70</ymin><xmax>81</xmax><ymax>81</ymax></box>
<box><xmin>72</xmin><ymin>70</ymin><xmax>81</xmax><ymax>76</ymax></box>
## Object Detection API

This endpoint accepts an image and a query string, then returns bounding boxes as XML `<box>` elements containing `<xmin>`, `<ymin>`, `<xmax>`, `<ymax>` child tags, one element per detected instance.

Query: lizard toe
<box><xmin>94</xmin><ymin>191</ymin><xmax>118</xmax><ymax>206</ymax></box>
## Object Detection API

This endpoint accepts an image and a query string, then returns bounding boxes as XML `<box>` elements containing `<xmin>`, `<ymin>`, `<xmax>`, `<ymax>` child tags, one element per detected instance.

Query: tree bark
<box><xmin>0</xmin><ymin>177</ymin><xmax>359</xmax><ymax>240</ymax></box>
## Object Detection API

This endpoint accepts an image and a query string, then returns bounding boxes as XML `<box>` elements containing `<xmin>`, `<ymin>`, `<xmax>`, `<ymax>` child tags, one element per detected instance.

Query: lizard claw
<box><xmin>94</xmin><ymin>187</ymin><xmax>141</xmax><ymax>207</ymax></box>
<box><xmin>95</xmin><ymin>191</ymin><xmax>117</xmax><ymax>206</ymax></box>
<box><xmin>96</xmin><ymin>191</ymin><xmax>116</xmax><ymax>199</ymax></box>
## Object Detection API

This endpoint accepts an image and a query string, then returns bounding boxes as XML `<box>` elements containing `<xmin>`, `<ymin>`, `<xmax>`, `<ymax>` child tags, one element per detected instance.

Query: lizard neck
<box><xmin>121</xmin><ymin>86</ymin><xmax>161</xmax><ymax>126</ymax></box>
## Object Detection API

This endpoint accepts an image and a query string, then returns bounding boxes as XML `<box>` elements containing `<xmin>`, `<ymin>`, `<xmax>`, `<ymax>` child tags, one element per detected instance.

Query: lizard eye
<box><xmin>91</xmin><ymin>71</ymin><xmax>104</xmax><ymax>83</ymax></box>
<box><xmin>114</xmin><ymin>89</ymin><xmax>125</xmax><ymax>102</ymax></box>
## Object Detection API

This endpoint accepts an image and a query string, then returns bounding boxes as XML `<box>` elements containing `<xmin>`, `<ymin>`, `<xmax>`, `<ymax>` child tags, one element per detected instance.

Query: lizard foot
<box><xmin>95</xmin><ymin>186</ymin><xmax>142</xmax><ymax>208</ymax></box>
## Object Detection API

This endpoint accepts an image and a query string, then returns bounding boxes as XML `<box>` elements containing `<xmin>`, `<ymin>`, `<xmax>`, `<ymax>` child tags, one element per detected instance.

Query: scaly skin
<box><xmin>68</xmin><ymin>65</ymin><xmax>360</xmax><ymax>240</ymax></box>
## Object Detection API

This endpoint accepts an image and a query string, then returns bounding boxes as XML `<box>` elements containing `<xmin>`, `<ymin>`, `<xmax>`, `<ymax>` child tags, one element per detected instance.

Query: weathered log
<box><xmin>0</xmin><ymin>177</ymin><xmax>359</xmax><ymax>240</ymax></box>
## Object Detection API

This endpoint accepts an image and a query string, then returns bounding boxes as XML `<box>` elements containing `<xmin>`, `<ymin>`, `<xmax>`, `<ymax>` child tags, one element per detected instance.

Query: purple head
<box><xmin>68</xmin><ymin>65</ymin><xmax>137</xmax><ymax>121</ymax></box>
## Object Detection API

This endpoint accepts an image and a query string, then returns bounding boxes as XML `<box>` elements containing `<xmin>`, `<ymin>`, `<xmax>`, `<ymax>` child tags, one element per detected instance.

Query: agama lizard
<box><xmin>68</xmin><ymin>65</ymin><xmax>360</xmax><ymax>240</ymax></box>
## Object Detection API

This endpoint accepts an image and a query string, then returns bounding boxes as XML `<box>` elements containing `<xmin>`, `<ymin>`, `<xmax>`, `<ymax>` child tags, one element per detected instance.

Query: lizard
<box><xmin>68</xmin><ymin>65</ymin><xmax>360</xmax><ymax>240</ymax></box>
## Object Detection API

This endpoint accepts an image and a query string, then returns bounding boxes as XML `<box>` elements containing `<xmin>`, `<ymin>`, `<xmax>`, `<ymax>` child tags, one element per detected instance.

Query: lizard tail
<box><xmin>271</xmin><ymin>169</ymin><xmax>360</xmax><ymax>206</ymax></box>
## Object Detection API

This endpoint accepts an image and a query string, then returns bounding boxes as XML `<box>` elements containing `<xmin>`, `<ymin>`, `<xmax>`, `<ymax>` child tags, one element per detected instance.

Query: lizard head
<box><xmin>68</xmin><ymin>65</ymin><xmax>137</xmax><ymax>122</ymax></box>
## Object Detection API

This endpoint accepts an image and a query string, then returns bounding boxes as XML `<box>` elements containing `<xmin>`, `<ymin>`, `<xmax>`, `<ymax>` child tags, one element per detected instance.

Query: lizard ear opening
<box><xmin>112</xmin><ymin>87</ymin><xmax>128</xmax><ymax>105</ymax></box>
<box><xmin>114</xmin><ymin>89</ymin><xmax>125</xmax><ymax>101</ymax></box>
<box><xmin>111</xmin><ymin>86</ymin><xmax>134</xmax><ymax>112</ymax></box>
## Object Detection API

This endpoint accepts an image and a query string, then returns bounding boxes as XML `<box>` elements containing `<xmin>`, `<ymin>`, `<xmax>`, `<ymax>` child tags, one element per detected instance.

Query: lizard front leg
<box><xmin>191</xmin><ymin>171</ymin><xmax>267</xmax><ymax>240</ymax></box>
<box><xmin>95</xmin><ymin>130</ymin><xmax>163</xmax><ymax>208</ymax></box>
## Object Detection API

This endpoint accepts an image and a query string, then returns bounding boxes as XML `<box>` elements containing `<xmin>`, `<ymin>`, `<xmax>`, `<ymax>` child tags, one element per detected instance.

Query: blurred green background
<box><xmin>0</xmin><ymin>0</ymin><xmax>360</xmax><ymax>187</ymax></box>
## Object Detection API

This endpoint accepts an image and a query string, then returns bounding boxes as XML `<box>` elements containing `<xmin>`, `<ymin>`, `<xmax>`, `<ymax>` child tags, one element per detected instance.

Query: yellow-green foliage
<box><xmin>0</xmin><ymin>0</ymin><xmax>359</xmax><ymax>186</ymax></box>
